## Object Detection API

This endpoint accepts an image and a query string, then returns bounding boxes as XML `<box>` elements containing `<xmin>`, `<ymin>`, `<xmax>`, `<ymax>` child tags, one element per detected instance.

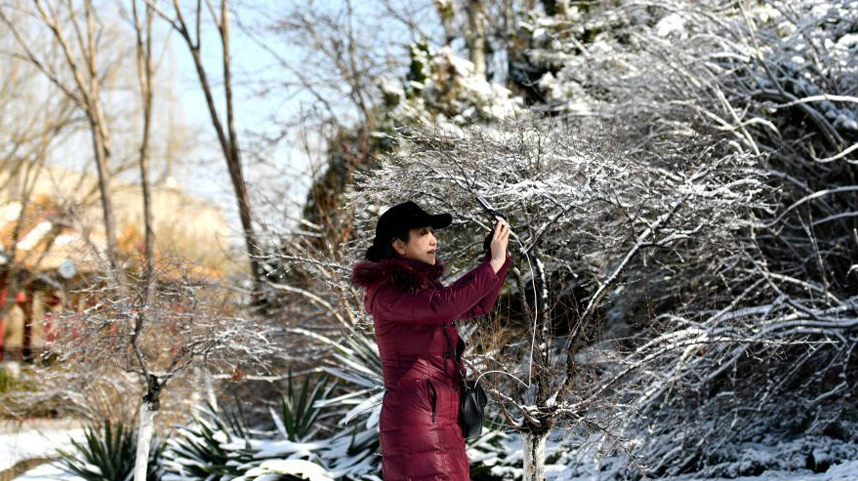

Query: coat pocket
<box><xmin>427</xmin><ymin>379</ymin><xmax>437</xmax><ymax>423</ymax></box>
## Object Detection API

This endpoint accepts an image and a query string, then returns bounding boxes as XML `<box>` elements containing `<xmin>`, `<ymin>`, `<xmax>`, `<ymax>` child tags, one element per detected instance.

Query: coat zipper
<box><xmin>427</xmin><ymin>379</ymin><xmax>437</xmax><ymax>423</ymax></box>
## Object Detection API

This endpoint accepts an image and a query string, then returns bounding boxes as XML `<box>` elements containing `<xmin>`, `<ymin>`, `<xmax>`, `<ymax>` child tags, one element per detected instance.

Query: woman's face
<box><xmin>392</xmin><ymin>225</ymin><xmax>438</xmax><ymax>264</ymax></box>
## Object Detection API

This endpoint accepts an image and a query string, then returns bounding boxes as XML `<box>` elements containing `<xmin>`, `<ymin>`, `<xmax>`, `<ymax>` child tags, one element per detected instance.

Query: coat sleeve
<box><xmin>455</xmin><ymin>252</ymin><xmax>511</xmax><ymax>320</ymax></box>
<box><xmin>370</xmin><ymin>257</ymin><xmax>503</xmax><ymax>323</ymax></box>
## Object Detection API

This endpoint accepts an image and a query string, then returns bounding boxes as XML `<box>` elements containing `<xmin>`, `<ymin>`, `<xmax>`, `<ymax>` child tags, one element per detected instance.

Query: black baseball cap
<box><xmin>366</xmin><ymin>201</ymin><xmax>452</xmax><ymax>261</ymax></box>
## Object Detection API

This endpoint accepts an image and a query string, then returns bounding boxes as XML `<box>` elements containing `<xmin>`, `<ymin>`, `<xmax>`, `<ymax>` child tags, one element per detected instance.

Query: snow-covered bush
<box><xmin>514</xmin><ymin>0</ymin><xmax>858</xmax><ymax>477</ymax></box>
<box><xmin>303</xmin><ymin>328</ymin><xmax>383</xmax><ymax>480</ymax></box>
<box><xmin>237</xmin><ymin>460</ymin><xmax>335</xmax><ymax>481</ymax></box>
<box><xmin>159</xmin><ymin>332</ymin><xmax>381</xmax><ymax>481</ymax></box>
<box><xmin>376</xmin><ymin>39</ymin><xmax>525</xmax><ymax>138</ymax></box>
<box><xmin>162</xmin><ymin>407</ymin><xmax>259</xmax><ymax>480</ymax></box>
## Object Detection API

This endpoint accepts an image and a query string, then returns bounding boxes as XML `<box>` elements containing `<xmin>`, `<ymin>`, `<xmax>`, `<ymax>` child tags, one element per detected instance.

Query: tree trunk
<box><xmin>523</xmin><ymin>431</ymin><xmax>548</xmax><ymax>481</ymax></box>
<box><xmin>204</xmin><ymin>368</ymin><xmax>218</xmax><ymax>411</ymax></box>
<box><xmin>218</xmin><ymin>1</ymin><xmax>263</xmax><ymax>293</ymax></box>
<box><xmin>90</xmin><ymin>118</ymin><xmax>118</xmax><ymax>271</ymax></box>
<box><xmin>83</xmin><ymin>0</ymin><xmax>120</xmax><ymax>271</ymax></box>
<box><xmin>133</xmin><ymin>0</ymin><xmax>155</xmax><ymax>285</ymax></box>
<box><xmin>467</xmin><ymin>0</ymin><xmax>487</xmax><ymax>79</ymax></box>
<box><xmin>133</xmin><ymin>401</ymin><xmax>156</xmax><ymax>481</ymax></box>
<box><xmin>179</xmin><ymin>0</ymin><xmax>263</xmax><ymax>293</ymax></box>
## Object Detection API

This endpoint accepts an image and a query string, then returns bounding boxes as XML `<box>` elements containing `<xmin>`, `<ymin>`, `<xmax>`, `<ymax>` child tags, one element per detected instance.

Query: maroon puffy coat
<box><xmin>351</xmin><ymin>251</ymin><xmax>511</xmax><ymax>481</ymax></box>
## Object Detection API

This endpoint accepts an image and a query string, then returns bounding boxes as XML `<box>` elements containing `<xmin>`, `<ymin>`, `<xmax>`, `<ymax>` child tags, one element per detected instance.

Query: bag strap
<box><xmin>441</xmin><ymin>321</ymin><xmax>467</xmax><ymax>384</ymax></box>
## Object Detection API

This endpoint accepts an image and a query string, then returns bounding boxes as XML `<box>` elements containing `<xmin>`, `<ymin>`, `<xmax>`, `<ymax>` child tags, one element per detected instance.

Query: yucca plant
<box><xmin>58</xmin><ymin>420</ymin><xmax>165</xmax><ymax>481</ymax></box>
<box><xmin>280</xmin><ymin>328</ymin><xmax>384</xmax><ymax>479</ymax></box>
<box><xmin>327</xmin><ymin>329</ymin><xmax>384</xmax><ymax>389</ymax></box>
<box><xmin>468</xmin><ymin>409</ymin><xmax>518</xmax><ymax>480</ymax></box>
<box><xmin>162</xmin><ymin>405</ymin><xmax>258</xmax><ymax>480</ymax></box>
<box><xmin>274</xmin><ymin>368</ymin><xmax>337</xmax><ymax>442</ymax></box>
<box><xmin>313</xmin><ymin>329</ymin><xmax>384</xmax><ymax>420</ymax></box>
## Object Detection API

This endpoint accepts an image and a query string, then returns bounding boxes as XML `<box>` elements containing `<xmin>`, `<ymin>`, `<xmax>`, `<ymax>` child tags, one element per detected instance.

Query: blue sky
<box><xmin>159</xmin><ymin>0</ymin><xmax>447</xmax><ymax>241</ymax></box>
<box><xmin>167</xmin><ymin>1</ymin><xmax>316</xmax><ymax>237</ymax></box>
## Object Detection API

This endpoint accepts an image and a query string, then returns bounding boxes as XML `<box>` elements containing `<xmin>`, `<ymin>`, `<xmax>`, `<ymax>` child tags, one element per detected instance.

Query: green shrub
<box><xmin>0</xmin><ymin>367</ymin><xmax>16</xmax><ymax>395</ymax></box>
<box><xmin>276</xmin><ymin>368</ymin><xmax>336</xmax><ymax>442</ymax></box>
<box><xmin>162</xmin><ymin>406</ymin><xmax>257</xmax><ymax>480</ymax></box>
<box><xmin>58</xmin><ymin>420</ymin><xmax>164</xmax><ymax>481</ymax></box>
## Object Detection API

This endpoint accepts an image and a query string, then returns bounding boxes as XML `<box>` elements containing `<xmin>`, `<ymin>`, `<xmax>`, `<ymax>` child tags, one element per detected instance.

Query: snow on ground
<box><xmin>543</xmin><ymin>461</ymin><xmax>858</xmax><ymax>481</ymax></box>
<box><xmin>667</xmin><ymin>460</ymin><xmax>858</xmax><ymax>481</ymax></box>
<box><xmin>9</xmin><ymin>457</ymin><xmax>858</xmax><ymax>480</ymax></box>
<box><xmin>3</xmin><ymin>418</ymin><xmax>856</xmax><ymax>481</ymax></box>
<box><xmin>0</xmin><ymin>419</ymin><xmax>85</xmax><ymax>479</ymax></box>
<box><xmin>13</xmin><ymin>461</ymin><xmax>84</xmax><ymax>481</ymax></box>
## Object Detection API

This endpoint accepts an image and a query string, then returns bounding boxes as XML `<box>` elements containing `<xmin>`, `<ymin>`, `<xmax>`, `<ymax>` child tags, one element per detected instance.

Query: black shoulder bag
<box><xmin>442</xmin><ymin>321</ymin><xmax>488</xmax><ymax>439</ymax></box>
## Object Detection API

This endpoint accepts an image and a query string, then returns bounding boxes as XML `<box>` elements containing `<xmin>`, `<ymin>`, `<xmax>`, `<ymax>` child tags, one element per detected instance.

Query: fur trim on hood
<box><xmin>351</xmin><ymin>256</ymin><xmax>446</xmax><ymax>293</ymax></box>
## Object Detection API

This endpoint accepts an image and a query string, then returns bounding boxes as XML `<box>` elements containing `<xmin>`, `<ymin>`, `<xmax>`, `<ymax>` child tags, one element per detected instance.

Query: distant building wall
<box><xmin>0</xmin><ymin>162</ymin><xmax>242</xmax><ymax>363</ymax></box>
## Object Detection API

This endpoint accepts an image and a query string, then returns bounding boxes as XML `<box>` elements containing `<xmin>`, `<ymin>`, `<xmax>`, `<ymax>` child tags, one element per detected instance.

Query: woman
<box><xmin>350</xmin><ymin>200</ymin><xmax>511</xmax><ymax>481</ymax></box>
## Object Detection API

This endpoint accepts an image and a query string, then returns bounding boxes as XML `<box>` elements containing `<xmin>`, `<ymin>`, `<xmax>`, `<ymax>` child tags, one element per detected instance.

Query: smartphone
<box><xmin>476</xmin><ymin>195</ymin><xmax>506</xmax><ymax>251</ymax></box>
<box><xmin>476</xmin><ymin>195</ymin><xmax>506</xmax><ymax>221</ymax></box>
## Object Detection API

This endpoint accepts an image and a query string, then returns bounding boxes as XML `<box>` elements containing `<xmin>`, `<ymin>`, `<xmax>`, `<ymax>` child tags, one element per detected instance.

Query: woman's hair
<box><xmin>365</xmin><ymin>226</ymin><xmax>412</xmax><ymax>261</ymax></box>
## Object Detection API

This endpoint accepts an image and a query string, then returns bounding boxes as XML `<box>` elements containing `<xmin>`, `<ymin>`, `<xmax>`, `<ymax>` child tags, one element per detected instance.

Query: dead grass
<box><xmin>0</xmin><ymin>456</ymin><xmax>56</xmax><ymax>481</ymax></box>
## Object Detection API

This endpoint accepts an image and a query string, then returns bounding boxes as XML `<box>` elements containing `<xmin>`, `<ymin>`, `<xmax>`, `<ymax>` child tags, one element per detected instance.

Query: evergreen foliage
<box><xmin>58</xmin><ymin>420</ymin><xmax>165</xmax><ymax>481</ymax></box>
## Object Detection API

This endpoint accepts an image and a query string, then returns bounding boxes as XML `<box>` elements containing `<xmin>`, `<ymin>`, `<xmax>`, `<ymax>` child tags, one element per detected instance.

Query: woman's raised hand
<box><xmin>485</xmin><ymin>219</ymin><xmax>510</xmax><ymax>263</ymax></box>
